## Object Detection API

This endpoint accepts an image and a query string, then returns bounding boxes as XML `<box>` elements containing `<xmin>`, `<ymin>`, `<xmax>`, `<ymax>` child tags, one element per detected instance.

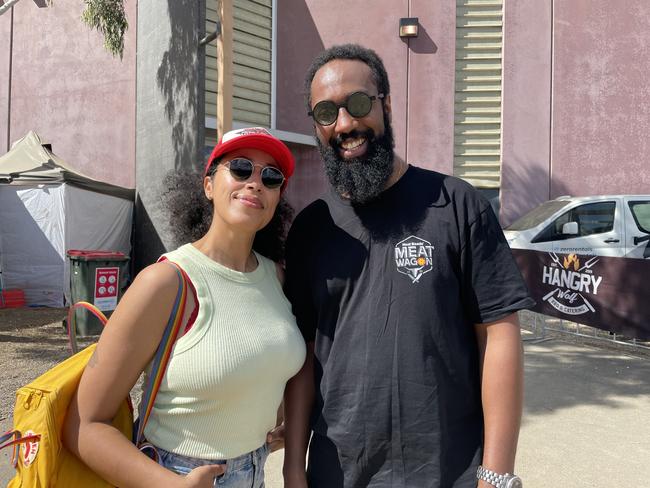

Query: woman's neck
<box><xmin>192</xmin><ymin>223</ymin><xmax>257</xmax><ymax>272</ymax></box>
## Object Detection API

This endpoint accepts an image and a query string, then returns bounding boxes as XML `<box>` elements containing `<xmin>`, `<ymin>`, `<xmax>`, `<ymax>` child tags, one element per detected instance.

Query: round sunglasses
<box><xmin>220</xmin><ymin>158</ymin><xmax>285</xmax><ymax>189</ymax></box>
<box><xmin>308</xmin><ymin>91</ymin><xmax>385</xmax><ymax>126</ymax></box>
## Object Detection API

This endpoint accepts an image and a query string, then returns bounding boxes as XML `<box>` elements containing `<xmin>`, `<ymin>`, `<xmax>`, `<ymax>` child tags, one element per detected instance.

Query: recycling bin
<box><xmin>67</xmin><ymin>250</ymin><xmax>130</xmax><ymax>336</ymax></box>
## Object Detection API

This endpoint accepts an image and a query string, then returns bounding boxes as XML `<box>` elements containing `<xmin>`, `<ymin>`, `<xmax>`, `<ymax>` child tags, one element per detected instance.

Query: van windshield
<box><xmin>506</xmin><ymin>200</ymin><xmax>570</xmax><ymax>231</ymax></box>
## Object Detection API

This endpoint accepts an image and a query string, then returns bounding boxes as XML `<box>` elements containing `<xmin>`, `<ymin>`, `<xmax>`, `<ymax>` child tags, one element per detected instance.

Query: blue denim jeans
<box><xmin>157</xmin><ymin>443</ymin><xmax>269</xmax><ymax>487</ymax></box>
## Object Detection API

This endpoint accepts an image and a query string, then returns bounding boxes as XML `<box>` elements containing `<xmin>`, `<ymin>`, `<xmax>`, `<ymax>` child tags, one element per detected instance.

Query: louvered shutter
<box><xmin>232</xmin><ymin>0</ymin><xmax>272</xmax><ymax>127</ymax></box>
<box><xmin>454</xmin><ymin>0</ymin><xmax>503</xmax><ymax>189</ymax></box>
<box><xmin>206</xmin><ymin>0</ymin><xmax>220</xmax><ymax>121</ymax></box>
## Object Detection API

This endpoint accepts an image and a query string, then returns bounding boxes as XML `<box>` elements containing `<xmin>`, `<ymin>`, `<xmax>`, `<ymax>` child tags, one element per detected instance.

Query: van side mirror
<box><xmin>561</xmin><ymin>221</ymin><xmax>578</xmax><ymax>235</ymax></box>
<box><xmin>633</xmin><ymin>234</ymin><xmax>650</xmax><ymax>245</ymax></box>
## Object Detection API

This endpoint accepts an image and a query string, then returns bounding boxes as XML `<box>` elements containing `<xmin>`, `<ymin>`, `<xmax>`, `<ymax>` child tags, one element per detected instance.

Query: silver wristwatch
<box><xmin>476</xmin><ymin>465</ymin><xmax>523</xmax><ymax>488</ymax></box>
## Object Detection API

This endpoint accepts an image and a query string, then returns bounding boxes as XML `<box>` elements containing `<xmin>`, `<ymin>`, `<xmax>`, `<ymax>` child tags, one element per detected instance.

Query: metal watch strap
<box><xmin>476</xmin><ymin>465</ymin><xmax>517</xmax><ymax>488</ymax></box>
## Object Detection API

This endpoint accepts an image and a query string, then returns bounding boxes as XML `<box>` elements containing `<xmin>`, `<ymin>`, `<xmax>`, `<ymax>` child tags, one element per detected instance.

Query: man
<box><xmin>283</xmin><ymin>44</ymin><xmax>534</xmax><ymax>488</ymax></box>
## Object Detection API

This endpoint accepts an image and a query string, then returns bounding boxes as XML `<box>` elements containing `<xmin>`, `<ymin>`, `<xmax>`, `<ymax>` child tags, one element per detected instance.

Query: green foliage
<box><xmin>81</xmin><ymin>0</ymin><xmax>128</xmax><ymax>59</ymax></box>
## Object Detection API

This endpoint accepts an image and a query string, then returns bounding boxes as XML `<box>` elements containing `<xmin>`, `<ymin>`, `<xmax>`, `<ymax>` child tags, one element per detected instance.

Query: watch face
<box><xmin>506</xmin><ymin>476</ymin><xmax>523</xmax><ymax>488</ymax></box>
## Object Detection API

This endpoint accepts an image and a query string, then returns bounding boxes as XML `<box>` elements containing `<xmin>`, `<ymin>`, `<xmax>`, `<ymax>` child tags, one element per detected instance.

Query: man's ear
<box><xmin>383</xmin><ymin>94</ymin><xmax>392</xmax><ymax>124</ymax></box>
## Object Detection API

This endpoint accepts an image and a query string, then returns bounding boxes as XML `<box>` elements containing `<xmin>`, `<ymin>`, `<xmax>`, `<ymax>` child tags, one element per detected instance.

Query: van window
<box><xmin>629</xmin><ymin>201</ymin><xmax>650</xmax><ymax>233</ymax></box>
<box><xmin>532</xmin><ymin>201</ymin><xmax>616</xmax><ymax>243</ymax></box>
<box><xmin>506</xmin><ymin>200</ymin><xmax>570</xmax><ymax>231</ymax></box>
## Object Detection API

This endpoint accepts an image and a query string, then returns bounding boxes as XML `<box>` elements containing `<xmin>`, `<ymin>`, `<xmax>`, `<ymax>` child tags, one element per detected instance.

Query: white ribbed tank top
<box><xmin>143</xmin><ymin>243</ymin><xmax>306</xmax><ymax>459</ymax></box>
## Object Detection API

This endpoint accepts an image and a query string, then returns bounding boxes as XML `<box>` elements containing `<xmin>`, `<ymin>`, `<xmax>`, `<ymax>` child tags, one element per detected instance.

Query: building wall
<box><xmin>134</xmin><ymin>0</ymin><xmax>205</xmax><ymax>270</ymax></box>
<box><xmin>551</xmin><ymin>0</ymin><xmax>650</xmax><ymax>199</ymax></box>
<box><xmin>0</xmin><ymin>9</ymin><xmax>10</xmax><ymax>154</ymax></box>
<box><xmin>282</xmin><ymin>142</ymin><xmax>328</xmax><ymax>214</ymax></box>
<box><xmin>1</xmin><ymin>1</ymin><xmax>137</xmax><ymax>188</ymax></box>
<box><xmin>500</xmin><ymin>0</ymin><xmax>553</xmax><ymax>226</ymax></box>
<box><xmin>501</xmin><ymin>0</ymin><xmax>650</xmax><ymax>226</ymax></box>
<box><xmin>406</xmin><ymin>0</ymin><xmax>456</xmax><ymax>174</ymax></box>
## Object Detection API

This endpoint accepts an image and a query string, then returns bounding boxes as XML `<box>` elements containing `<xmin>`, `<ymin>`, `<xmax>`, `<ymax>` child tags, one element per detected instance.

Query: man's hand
<box><xmin>266</xmin><ymin>422</ymin><xmax>285</xmax><ymax>452</ymax></box>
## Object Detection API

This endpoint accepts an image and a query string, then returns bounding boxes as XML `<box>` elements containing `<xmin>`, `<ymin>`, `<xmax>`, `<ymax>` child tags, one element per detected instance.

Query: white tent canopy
<box><xmin>0</xmin><ymin>131</ymin><xmax>134</xmax><ymax>200</ymax></box>
<box><xmin>0</xmin><ymin>131</ymin><xmax>134</xmax><ymax>307</ymax></box>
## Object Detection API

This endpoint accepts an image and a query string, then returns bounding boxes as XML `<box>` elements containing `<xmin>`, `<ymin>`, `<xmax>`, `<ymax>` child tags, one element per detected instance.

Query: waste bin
<box><xmin>67</xmin><ymin>250</ymin><xmax>130</xmax><ymax>336</ymax></box>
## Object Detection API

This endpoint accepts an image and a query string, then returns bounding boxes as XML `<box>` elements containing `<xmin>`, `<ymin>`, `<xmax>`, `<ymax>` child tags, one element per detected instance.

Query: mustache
<box><xmin>330</xmin><ymin>129</ymin><xmax>376</xmax><ymax>150</ymax></box>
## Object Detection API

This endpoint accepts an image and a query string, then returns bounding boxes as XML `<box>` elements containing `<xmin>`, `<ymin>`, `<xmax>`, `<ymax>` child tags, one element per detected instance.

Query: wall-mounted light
<box><xmin>399</xmin><ymin>17</ymin><xmax>419</xmax><ymax>38</ymax></box>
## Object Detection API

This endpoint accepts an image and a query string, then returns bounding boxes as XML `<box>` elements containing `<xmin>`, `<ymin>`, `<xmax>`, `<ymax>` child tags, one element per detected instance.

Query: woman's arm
<box><xmin>62</xmin><ymin>263</ymin><xmax>223</xmax><ymax>488</ymax></box>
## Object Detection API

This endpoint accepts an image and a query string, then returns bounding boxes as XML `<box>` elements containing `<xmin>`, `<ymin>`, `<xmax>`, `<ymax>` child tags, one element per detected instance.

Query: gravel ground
<box><xmin>0</xmin><ymin>308</ymin><xmax>72</xmax><ymax>422</ymax></box>
<box><xmin>0</xmin><ymin>308</ymin><xmax>140</xmax><ymax>485</ymax></box>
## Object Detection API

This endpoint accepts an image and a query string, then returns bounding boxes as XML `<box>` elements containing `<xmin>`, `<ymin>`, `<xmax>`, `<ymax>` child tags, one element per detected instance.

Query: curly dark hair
<box><xmin>304</xmin><ymin>43</ymin><xmax>391</xmax><ymax>109</ymax></box>
<box><xmin>162</xmin><ymin>167</ymin><xmax>294</xmax><ymax>263</ymax></box>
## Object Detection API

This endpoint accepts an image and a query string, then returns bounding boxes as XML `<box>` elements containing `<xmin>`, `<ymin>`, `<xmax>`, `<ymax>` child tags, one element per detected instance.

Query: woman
<box><xmin>63</xmin><ymin>127</ymin><xmax>307</xmax><ymax>488</ymax></box>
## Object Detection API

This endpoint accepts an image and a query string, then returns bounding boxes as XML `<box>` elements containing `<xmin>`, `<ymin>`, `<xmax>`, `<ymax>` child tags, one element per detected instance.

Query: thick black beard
<box><xmin>317</xmin><ymin>117</ymin><xmax>395</xmax><ymax>205</ymax></box>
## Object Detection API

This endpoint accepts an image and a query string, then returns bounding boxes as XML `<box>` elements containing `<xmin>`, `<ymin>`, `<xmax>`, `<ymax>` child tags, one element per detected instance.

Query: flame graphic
<box><xmin>563</xmin><ymin>253</ymin><xmax>580</xmax><ymax>271</ymax></box>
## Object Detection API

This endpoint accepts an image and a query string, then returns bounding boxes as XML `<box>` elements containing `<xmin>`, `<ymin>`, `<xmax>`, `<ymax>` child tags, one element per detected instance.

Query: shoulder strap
<box><xmin>66</xmin><ymin>302</ymin><xmax>109</xmax><ymax>354</ymax></box>
<box><xmin>134</xmin><ymin>261</ymin><xmax>188</xmax><ymax>445</ymax></box>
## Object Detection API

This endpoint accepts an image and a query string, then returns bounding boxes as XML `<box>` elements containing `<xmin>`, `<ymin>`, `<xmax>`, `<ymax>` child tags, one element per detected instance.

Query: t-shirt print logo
<box><xmin>394</xmin><ymin>236</ymin><xmax>435</xmax><ymax>283</ymax></box>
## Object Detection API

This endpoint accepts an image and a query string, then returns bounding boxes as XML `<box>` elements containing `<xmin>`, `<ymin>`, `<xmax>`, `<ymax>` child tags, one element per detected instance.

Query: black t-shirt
<box><xmin>284</xmin><ymin>166</ymin><xmax>534</xmax><ymax>488</ymax></box>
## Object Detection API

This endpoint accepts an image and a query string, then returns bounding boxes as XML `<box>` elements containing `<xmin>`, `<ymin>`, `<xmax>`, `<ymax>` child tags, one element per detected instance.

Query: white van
<box><xmin>503</xmin><ymin>195</ymin><xmax>650</xmax><ymax>259</ymax></box>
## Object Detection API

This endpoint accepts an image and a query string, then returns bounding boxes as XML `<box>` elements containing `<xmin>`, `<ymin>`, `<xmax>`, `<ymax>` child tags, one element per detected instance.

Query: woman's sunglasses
<box><xmin>220</xmin><ymin>158</ymin><xmax>285</xmax><ymax>189</ymax></box>
<box><xmin>308</xmin><ymin>91</ymin><xmax>385</xmax><ymax>126</ymax></box>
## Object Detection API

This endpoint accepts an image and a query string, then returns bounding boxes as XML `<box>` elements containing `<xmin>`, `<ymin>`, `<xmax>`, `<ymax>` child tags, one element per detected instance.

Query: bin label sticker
<box><xmin>94</xmin><ymin>267</ymin><xmax>119</xmax><ymax>311</ymax></box>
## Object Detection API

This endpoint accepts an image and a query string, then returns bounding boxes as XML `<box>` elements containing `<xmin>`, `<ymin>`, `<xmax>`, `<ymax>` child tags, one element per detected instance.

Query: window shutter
<box><xmin>206</xmin><ymin>0</ymin><xmax>220</xmax><ymax>120</ymax></box>
<box><xmin>232</xmin><ymin>0</ymin><xmax>272</xmax><ymax>127</ymax></box>
<box><xmin>454</xmin><ymin>0</ymin><xmax>503</xmax><ymax>189</ymax></box>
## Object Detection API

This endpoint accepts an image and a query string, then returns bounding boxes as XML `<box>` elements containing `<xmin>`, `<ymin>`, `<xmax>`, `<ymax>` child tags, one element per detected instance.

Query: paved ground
<box><xmin>264</xmin><ymin>338</ymin><xmax>650</xmax><ymax>487</ymax></box>
<box><xmin>2</xmin><ymin>313</ymin><xmax>649</xmax><ymax>486</ymax></box>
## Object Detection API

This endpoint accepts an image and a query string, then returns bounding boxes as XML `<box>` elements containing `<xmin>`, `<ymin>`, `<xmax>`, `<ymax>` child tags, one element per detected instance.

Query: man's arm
<box><xmin>283</xmin><ymin>342</ymin><xmax>315</xmax><ymax>488</ymax></box>
<box><xmin>474</xmin><ymin>312</ymin><xmax>524</xmax><ymax>486</ymax></box>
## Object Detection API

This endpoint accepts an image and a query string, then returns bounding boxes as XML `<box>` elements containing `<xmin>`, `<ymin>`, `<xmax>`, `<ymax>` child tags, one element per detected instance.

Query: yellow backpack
<box><xmin>3</xmin><ymin>344</ymin><xmax>133</xmax><ymax>487</ymax></box>
<box><xmin>1</xmin><ymin>262</ymin><xmax>189</xmax><ymax>487</ymax></box>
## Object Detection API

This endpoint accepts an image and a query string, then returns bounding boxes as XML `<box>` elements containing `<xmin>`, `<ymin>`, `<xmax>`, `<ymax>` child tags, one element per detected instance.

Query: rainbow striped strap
<box><xmin>0</xmin><ymin>430</ymin><xmax>41</xmax><ymax>468</ymax></box>
<box><xmin>134</xmin><ymin>261</ymin><xmax>188</xmax><ymax>445</ymax></box>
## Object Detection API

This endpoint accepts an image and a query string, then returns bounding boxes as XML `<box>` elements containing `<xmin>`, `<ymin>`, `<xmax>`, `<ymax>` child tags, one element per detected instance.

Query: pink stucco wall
<box><xmin>406</xmin><ymin>0</ymin><xmax>456</xmax><ymax>173</ymax></box>
<box><xmin>7</xmin><ymin>1</ymin><xmax>136</xmax><ymax>188</ymax></box>
<box><xmin>283</xmin><ymin>142</ymin><xmax>328</xmax><ymax>214</ymax></box>
<box><xmin>500</xmin><ymin>0</ymin><xmax>553</xmax><ymax>226</ymax></box>
<box><xmin>551</xmin><ymin>0</ymin><xmax>650</xmax><ymax>198</ymax></box>
<box><xmin>0</xmin><ymin>9</ymin><xmax>11</xmax><ymax>154</ymax></box>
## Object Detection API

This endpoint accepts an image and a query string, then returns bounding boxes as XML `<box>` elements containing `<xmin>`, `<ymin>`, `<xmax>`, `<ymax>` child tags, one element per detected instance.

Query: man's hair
<box><xmin>304</xmin><ymin>44</ymin><xmax>390</xmax><ymax>109</ymax></box>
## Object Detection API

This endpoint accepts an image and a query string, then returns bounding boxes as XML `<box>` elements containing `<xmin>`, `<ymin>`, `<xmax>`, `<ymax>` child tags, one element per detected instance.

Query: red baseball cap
<box><xmin>204</xmin><ymin>127</ymin><xmax>295</xmax><ymax>188</ymax></box>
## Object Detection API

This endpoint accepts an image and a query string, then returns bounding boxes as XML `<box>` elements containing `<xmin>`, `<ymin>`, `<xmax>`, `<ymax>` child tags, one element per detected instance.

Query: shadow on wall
<box><xmin>401</xmin><ymin>23</ymin><xmax>437</xmax><ymax>54</ymax></box>
<box><xmin>133</xmin><ymin>194</ymin><xmax>166</xmax><ymax>272</ymax></box>
<box><xmin>501</xmin><ymin>159</ymin><xmax>571</xmax><ymax>228</ymax></box>
<box><xmin>156</xmin><ymin>0</ymin><xmax>201</xmax><ymax>172</ymax></box>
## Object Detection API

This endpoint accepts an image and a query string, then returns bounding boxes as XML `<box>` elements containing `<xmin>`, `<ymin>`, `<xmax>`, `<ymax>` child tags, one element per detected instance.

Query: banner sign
<box><xmin>512</xmin><ymin>249</ymin><xmax>650</xmax><ymax>340</ymax></box>
<box><xmin>94</xmin><ymin>267</ymin><xmax>119</xmax><ymax>312</ymax></box>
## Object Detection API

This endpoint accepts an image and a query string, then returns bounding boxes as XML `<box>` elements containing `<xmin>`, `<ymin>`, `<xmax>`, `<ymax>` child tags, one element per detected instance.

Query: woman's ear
<box><xmin>204</xmin><ymin>175</ymin><xmax>213</xmax><ymax>200</ymax></box>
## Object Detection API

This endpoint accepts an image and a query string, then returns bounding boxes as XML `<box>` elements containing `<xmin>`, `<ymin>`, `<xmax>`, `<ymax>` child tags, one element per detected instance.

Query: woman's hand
<box><xmin>180</xmin><ymin>464</ymin><xmax>226</xmax><ymax>487</ymax></box>
<box><xmin>266</xmin><ymin>422</ymin><xmax>285</xmax><ymax>452</ymax></box>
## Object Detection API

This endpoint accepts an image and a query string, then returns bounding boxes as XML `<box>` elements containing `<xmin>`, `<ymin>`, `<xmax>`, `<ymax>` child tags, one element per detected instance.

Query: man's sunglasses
<box><xmin>308</xmin><ymin>91</ymin><xmax>385</xmax><ymax>126</ymax></box>
<box><xmin>219</xmin><ymin>158</ymin><xmax>285</xmax><ymax>189</ymax></box>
